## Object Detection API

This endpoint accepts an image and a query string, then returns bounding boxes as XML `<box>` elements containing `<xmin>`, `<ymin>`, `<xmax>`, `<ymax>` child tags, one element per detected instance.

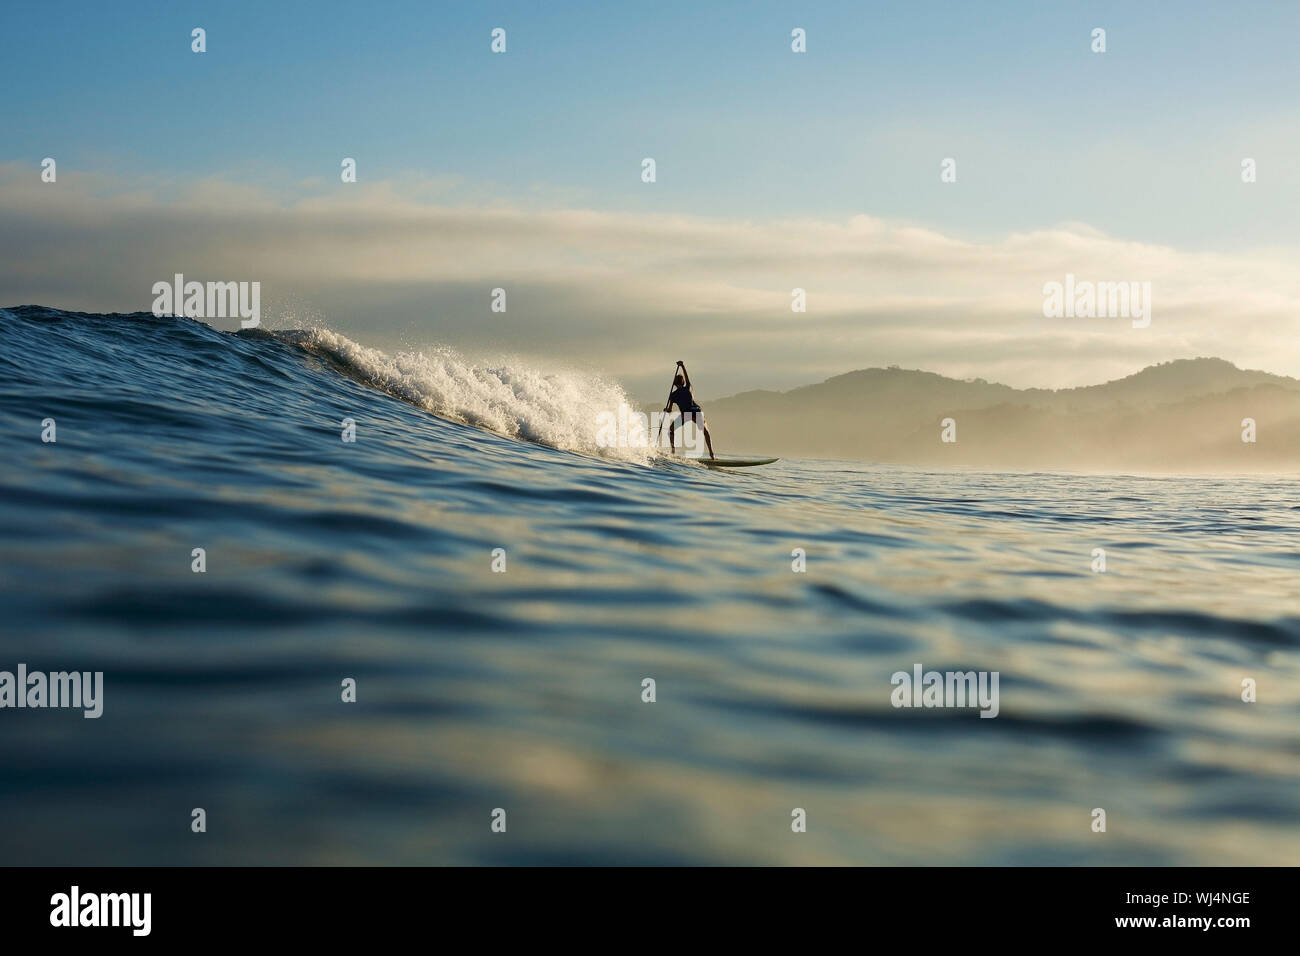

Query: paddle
<box><xmin>655</xmin><ymin>361</ymin><xmax>683</xmax><ymax>448</ymax></box>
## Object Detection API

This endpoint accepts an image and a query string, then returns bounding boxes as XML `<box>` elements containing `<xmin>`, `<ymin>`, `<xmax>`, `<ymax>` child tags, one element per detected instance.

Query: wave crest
<box><xmin>275</xmin><ymin>328</ymin><xmax>651</xmax><ymax>462</ymax></box>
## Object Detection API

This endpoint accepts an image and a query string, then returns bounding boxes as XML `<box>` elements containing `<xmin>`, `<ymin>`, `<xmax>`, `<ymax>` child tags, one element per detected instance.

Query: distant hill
<box><xmin>677</xmin><ymin>359</ymin><xmax>1300</xmax><ymax>471</ymax></box>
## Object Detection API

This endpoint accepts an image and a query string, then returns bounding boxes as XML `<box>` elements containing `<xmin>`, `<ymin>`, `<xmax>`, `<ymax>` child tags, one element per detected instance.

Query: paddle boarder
<box><xmin>662</xmin><ymin>361</ymin><xmax>715</xmax><ymax>460</ymax></box>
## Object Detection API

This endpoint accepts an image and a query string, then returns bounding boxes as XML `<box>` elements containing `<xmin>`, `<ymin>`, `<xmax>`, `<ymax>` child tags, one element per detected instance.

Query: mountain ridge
<box><xmin>683</xmin><ymin>358</ymin><xmax>1300</xmax><ymax>470</ymax></box>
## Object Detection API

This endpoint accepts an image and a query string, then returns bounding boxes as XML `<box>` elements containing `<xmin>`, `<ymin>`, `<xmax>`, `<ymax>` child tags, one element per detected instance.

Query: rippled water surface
<box><xmin>1</xmin><ymin>307</ymin><xmax>1297</xmax><ymax>865</ymax></box>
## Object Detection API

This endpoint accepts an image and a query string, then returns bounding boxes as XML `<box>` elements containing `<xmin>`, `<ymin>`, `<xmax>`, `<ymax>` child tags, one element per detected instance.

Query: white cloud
<box><xmin>2</xmin><ymin>163</ymin><xmax>1297</xmax><ymax>397</ymax></box>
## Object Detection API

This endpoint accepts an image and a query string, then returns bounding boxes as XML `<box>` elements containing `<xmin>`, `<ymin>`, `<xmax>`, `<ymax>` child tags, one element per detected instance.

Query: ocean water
<box><xmin>1</xmin><ymin>305</ymin><xmax>1298</xmax><ymax>865</ymax></box>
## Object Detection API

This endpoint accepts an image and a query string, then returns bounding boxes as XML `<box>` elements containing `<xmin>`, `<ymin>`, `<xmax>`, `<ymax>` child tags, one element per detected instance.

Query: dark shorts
<box><xmin>672</xmin><ymin>406</ymin><xmax>705</xmax><ymax>428</ymax></box>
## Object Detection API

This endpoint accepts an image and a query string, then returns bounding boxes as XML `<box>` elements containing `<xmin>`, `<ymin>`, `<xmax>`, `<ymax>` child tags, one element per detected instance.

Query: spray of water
<box><xmin>280</xmin><ymin>328</ymin><xmax>655</xmax><ymax>463</ymax></box>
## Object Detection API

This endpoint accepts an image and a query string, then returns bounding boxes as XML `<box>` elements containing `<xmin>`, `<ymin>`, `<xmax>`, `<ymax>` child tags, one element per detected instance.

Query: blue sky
<box><xmin>4</xmin><ymin>0</ymin><xmax>1297</xmax><ymax>247</ymax></box>
<box><xmin>3</xmin><ymin>1</ymin><xmax>1299</xmax><ymax>396</ymax></box>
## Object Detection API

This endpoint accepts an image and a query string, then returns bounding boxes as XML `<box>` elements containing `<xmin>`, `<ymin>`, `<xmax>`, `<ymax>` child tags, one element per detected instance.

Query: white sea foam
<box><xmin>286</xmin><ymin>328</ymin><xmax>654</xmax><ymax>463</ymax></box>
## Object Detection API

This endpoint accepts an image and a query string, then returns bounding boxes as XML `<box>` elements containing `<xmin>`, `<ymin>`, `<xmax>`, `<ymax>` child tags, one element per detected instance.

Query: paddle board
<box><xmin>702</xmin><ymin>457</ymin><xmax>778</xmax><ymax>468</ymax></box>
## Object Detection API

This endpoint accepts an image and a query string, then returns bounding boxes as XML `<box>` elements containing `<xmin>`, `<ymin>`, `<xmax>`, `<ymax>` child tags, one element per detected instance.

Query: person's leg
<box><xmin>668</xmin><ymin>418</ymin><xmax>676</xmax><ymax>453</ymax></box>
<box><xmin>683</xmin><ymin>410</ymin><xmax>714</xmax><ymax>459</ymax></box>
